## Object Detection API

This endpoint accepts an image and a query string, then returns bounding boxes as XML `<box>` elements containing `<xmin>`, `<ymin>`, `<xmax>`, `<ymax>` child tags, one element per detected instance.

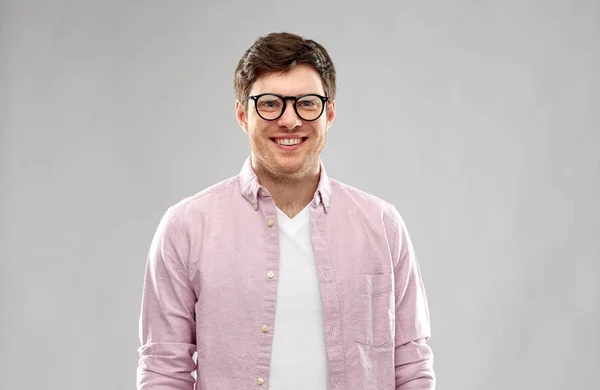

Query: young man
<box><xmin>137</xmin><ymin>32</ymin><xmax>435</xmax><ymax>390</ymax></box>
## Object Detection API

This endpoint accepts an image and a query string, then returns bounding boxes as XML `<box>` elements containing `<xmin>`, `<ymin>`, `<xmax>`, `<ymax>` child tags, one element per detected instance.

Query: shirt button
<box><xmin>267</xmin><ymin>270</ymin><xmax>274</xmax><ymax>278</ymax></box>
<box><xmin>260</xmin><ymin>189</ymin><xmax>267</xmax><ymax>197</ymax></box>
<box><xmin>267</xmin><ymin>218</ymin><xmax>274</xmax><ymax>226</ymax></box>
<box><xmin>262</xmin><ymin>325</ymin><xmax>270</xmax><ymax>332</ymax></box>
<box><xmin>251</xmin><ymin>198</ymin><xmax>257</xmax><ymax>205</ymax></box>
<box><xmin>324</xmin><ymin>201</ymin><xmax>329</xmax><ymax>207</ymax></box>
<box><xmin>257</xmin><ymin>377</ymin><xmax>264</xmax><ymax>385</ymax></box>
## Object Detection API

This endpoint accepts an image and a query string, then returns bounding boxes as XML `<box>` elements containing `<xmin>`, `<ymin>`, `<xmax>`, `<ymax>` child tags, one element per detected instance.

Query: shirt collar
<box><xmin>238</xmin><ymin>155</ymin><xmax>332</xmax><ymax>213</ymax></box>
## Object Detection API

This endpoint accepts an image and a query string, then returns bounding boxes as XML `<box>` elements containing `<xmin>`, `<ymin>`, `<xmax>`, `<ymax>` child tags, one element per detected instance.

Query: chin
<box><xmin>273</xmin><ymin>158</ymin><xmax>306</xmax><ymax>174</ymax></box>
<box><xmin>276</xmin><ymin>161</ymin><xmax>303</xmax><ymax>172</ymax></box>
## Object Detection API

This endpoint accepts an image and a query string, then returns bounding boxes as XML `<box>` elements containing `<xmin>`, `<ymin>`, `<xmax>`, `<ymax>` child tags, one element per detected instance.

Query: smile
<box><xmin>270</xmin><ymin>137</ymin><xmax>308</xmax><ymax>150</ymax></box>
<box><xmin>270</xmin><ymin>137</ymin><xmax>307</xmax><ymax>145</ymax></box>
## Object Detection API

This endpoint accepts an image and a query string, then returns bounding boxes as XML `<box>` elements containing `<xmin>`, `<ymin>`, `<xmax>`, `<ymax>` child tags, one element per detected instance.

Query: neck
<box><xmin>251</xmin><ymin>155</ymin><xmax>320</xmax><ymax>218</ymax></box>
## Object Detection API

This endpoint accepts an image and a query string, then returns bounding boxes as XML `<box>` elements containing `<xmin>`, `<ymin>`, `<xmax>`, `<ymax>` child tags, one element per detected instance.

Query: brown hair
<box><xmin>234</xmin><ymin>32</ymin><xmax>336</xmax><ymax>109</ymax></box>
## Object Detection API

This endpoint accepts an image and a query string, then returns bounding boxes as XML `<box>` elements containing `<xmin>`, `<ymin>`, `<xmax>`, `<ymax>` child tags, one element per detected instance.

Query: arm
<box><xmin>390</xmin><ymin>206</ymin><xmax>436</xmax><ymax>390</ymax></box>
<box><xmin>137</xmin><ymin>207</ymin><xmax>197</xmax><ymax>390</ymax></box>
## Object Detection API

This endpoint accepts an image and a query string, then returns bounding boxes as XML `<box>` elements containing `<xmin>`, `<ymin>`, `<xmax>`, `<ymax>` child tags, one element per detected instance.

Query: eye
<box><xmin>257</xmin><ymin>97</ymin><xmax>282</xmax><ymax>110</ymax></box>
<box><xmin>297</xmin><ymin>97</ymin><xmax>321</xmax><ymax>110</ymax></box>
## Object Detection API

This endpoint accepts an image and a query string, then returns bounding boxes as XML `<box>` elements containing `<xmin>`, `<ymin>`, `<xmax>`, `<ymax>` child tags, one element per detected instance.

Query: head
<box><xmin>234</xmin><ymin>32</ymin><xmax>336</xmax><ymax>181</ymax></box>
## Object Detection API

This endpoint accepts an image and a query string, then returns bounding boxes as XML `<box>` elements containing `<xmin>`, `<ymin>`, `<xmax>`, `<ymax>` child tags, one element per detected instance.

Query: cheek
<box><xmin>313</xmin><ymin>123</ymin><xmax>328</xmax><ymax>138</ymax></box>
<box><xmin>249</xmin><ymin>125</ymin><xmax>273</xmax><ymax>142</ymax></box>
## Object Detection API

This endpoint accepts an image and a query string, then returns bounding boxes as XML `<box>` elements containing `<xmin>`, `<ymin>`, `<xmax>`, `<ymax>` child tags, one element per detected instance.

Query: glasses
<box><xmin>247</xmin><ymin>93</ymin><xmax>329</xmax><ymax>121</ymax></box>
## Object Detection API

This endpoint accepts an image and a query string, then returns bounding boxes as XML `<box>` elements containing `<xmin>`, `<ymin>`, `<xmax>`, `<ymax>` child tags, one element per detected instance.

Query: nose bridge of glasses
<box><xmin>282</xmin><ymin>96</ymin><xmax>298</xmax><ymax>108</ymax></box>
<box><xmin>280</xmin><ymin>96</ymin><xmax>301</xmax><ymax>118</ymax></box>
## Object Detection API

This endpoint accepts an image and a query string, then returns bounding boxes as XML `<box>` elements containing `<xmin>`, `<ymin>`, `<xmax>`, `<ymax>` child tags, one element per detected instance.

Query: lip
<box><xmin>270</xmin><ymin>135</ymin><xmax>308</xmax><ymax>139</ymax></box>
<box><xmin>270</xmin><ymin>137</ymin><xmax>308</xmax><ymax>151</ymax></box>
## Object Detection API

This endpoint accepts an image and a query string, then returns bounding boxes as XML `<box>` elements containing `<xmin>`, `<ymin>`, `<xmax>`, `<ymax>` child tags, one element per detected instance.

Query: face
<box><xmin>235</xmin><ymin>64</ymin><xmax>335</xmax><ymax>181</ymax></box>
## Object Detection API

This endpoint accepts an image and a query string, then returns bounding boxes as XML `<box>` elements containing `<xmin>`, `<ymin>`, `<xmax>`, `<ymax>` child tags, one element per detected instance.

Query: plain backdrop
<box><xmin>1</xmin><ymin>1</ymin><xmax>599</xmax><ymax>389</ymax></box>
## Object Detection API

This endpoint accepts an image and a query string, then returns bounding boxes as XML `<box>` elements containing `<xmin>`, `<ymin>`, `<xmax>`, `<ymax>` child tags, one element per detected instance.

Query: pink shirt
<box><xmin>137</xmin><ymin>156</ymin><xmax>435</xmax><ymax>389</ymax></box>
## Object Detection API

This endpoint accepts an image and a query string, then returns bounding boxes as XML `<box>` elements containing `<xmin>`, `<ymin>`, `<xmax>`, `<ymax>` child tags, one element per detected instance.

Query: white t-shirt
<box><xmin>268</xmin><ymin>204</ymin><xmax>328</xmax><ymax>390</ymax></box>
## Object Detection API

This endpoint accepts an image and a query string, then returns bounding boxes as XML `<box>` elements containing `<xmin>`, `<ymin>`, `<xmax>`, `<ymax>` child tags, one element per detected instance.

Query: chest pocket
<box><xmin>350</xmin><ymin>273</ymin><xmax>394</xmax><ymax>347</ymax></box>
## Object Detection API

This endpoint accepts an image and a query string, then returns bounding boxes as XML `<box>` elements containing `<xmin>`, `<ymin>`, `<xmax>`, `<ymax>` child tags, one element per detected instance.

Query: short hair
<box><xmin>234</xmin><ymin>32</ymin><xmax>337</xmax><ymax>108</ymax></box>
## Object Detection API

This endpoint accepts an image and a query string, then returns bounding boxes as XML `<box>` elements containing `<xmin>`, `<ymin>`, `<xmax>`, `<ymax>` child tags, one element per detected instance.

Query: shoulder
<box><xmin>158</xmin><ymin>174</ymin><xmax>241</xmax><ymax>228</ymax></box>
<box><xmin>330</xmin><ymin>177</ymin><xmax>410</xmax><ymax>241</ymax></box>
<box><xmin>330</xmin><ymin>178</ymin><xmax>402</xmax><ymax>223</ymax></box>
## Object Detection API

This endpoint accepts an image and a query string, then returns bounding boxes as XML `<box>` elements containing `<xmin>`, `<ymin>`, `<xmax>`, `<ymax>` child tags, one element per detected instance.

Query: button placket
<box><xmin>310</xmin><ymin>201</ymin><xmax>346</xmax><ymax>388</ymax></box>
<box><xmin>253</xmin><ymin>200</ymin><xmax>278</xmax><ymax>390</ymax></box>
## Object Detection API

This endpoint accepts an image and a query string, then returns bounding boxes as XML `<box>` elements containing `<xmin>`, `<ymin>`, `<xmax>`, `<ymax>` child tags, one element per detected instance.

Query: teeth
<box><xmin>275</xmin><ymin>138</ymin><xmax>302</xmax><ymax>146</ymax></box>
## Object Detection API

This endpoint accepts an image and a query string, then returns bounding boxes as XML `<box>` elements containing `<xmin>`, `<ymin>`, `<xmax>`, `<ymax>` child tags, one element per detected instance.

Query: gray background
<box><xmin>1</xmin><ymin>0</ymin><xmax>599</xmax><ymax>389</ymax></box>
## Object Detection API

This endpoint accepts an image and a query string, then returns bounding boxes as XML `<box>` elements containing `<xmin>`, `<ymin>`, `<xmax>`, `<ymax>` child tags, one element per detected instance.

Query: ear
<box><xmin>325</xmin><ymin>100</ymin><xmax>336</xmax><ymax>131</ymax></box>
<box><xmin>235</xmin><ymin>100</ymin><xmax>249</xmax><ymax>134</ymax></box>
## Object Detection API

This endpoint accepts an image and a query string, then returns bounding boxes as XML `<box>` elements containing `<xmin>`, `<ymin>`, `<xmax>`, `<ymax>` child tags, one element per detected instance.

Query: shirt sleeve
<box><xmin>137</xmin><ymin>207</ymin><xmax>197</xmax><ymax>390</ymax></box>
<box><xmin>390</xmin><ymin>206</ymin><xmax>436</xmax><ymax>390</ymax></box>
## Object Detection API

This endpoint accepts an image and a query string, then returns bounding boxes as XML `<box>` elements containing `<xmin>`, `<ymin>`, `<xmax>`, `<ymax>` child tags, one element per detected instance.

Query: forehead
<box><xmin>249</xmin><ymin>64</ymin><xmax>325</xmax><ymax>96</ymax></box>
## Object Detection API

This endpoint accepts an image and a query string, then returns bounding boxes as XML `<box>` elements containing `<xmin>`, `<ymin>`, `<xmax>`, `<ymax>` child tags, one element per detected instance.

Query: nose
<box><xmin>276</xmin><ymin>100</ymin><xmax>302</xmax><ymax>129</ymax></box>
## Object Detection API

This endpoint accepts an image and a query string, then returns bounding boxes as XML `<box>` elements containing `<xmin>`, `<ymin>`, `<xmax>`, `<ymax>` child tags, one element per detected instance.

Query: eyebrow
<box><xmin>253</xmin><ymin>92</ymin><xmax>324</xmax><ymax>97</ymax></box>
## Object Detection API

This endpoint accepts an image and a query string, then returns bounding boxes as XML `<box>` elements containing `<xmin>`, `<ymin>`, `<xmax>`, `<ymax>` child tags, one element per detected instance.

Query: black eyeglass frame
<box><xmin>246</xmin><ymin>93</ymin><xmax>329</xmax><ymax>122</ymax></box>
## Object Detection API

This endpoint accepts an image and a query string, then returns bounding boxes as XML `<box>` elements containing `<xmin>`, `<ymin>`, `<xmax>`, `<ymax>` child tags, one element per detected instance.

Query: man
<box><xmin>137</xmin><ymin>32</ymin><xmax>435</xmax><ymax>390</ymax></box>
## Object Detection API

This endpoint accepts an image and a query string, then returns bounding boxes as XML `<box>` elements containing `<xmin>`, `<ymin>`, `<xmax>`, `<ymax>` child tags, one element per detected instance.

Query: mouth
<box><xmin>270</xmin><ymin>137</ymin><xmax>308</xmax><ymax>150</ymax></box>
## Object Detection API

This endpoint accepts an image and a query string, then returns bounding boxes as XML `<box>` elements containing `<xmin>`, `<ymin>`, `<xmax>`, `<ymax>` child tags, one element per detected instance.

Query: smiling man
<box><xmin>137</xmin><ymin>32</ymin><xmax>436</xmax><ymax>390</ymax></box>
